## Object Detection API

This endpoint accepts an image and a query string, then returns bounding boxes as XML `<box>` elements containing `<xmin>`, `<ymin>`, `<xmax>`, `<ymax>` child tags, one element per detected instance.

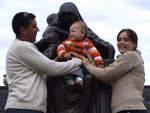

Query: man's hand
<box><xmin>64</xmin><ymin>52</ymin><xmax>72</xmax><ymax>60</ymax></box>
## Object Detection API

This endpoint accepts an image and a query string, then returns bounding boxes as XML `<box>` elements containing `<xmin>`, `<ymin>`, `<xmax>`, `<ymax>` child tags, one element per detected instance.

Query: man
<box><xmin>5</xmin><ymin>12</ymin><xmax>82</xmax><ymax>113</ymax></box>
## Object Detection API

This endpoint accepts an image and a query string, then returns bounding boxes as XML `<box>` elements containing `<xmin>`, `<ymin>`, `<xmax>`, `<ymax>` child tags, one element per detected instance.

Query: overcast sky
<box><xmin>0</xmin><ymin>0</ymin><xmax>150</xmax><ymax>86</ymax></box>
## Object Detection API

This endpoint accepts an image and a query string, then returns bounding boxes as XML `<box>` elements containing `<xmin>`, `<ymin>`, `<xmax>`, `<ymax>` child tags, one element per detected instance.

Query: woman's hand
<box><xmin>77</xmin><ymin>54</ymin><xmax>91</xmax><ymax>67</ymax></box>
<box><xmin>70</xmin><ymin>51</ymin><xmax>91</xmax><ymax>67</ymax></box>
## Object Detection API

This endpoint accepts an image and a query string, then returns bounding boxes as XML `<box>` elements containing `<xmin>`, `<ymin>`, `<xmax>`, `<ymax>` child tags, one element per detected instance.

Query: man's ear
<box><xmin>20</xmin><ymin>27</ymin><xmax>26</xmax><ymax>34</ymax></box>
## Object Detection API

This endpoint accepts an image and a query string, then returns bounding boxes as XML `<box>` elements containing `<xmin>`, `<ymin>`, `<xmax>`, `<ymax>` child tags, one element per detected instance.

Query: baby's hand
<box><xmin>64</xmin><ymin>52</ymin><xmax>72</xmax><ymax>60</ymax></box>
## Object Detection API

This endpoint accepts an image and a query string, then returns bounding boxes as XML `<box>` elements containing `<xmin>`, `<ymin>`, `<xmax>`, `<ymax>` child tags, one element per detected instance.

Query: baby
<box><xmin>57</xmin><ymin>21</ymin><xmax>104</xmax><ymax>92</ymax></box>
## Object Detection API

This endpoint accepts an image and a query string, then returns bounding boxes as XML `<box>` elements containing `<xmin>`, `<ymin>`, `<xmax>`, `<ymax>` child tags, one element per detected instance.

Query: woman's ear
<box><xmin>133</xmin><ymin>43</ymin><xmax>137</xmax><ymax>50</ymax></box>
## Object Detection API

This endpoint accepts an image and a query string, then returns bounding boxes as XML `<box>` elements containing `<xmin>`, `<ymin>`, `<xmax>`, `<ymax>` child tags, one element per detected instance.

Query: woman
<box><xmin>79</xmin><ymin>29</ymin><xmax>147</xmax><ymax>113</ymax></box>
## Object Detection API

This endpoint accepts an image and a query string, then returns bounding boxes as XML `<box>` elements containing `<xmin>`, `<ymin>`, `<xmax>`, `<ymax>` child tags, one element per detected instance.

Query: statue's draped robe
<box><xmin>35</xmin><ymin>2</ymin><xmax>115</xmax><ymax>113</ymax></box>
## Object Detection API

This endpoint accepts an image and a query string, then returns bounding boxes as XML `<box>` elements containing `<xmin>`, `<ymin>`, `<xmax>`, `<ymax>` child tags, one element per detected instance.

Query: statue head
<box><xmin>58</xmin><ymin>2</ymin><xmax>84</xmax><ymax>31</ymax></box>
<box><xmin>47</xmin><ymin>13</ymin><xmax>58</xmax><ymax>27</ymax></box>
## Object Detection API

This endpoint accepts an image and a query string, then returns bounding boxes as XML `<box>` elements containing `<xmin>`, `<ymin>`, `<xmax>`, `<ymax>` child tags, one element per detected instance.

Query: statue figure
<box><xmin>35</xmin><ymin>13</ymin><xmax>67</xmax><ymax>59</ymax></box>
<box><xmin>35</xmin><ymin>2</ymin><xmax>115</xmax><ymax>113</ymax></box>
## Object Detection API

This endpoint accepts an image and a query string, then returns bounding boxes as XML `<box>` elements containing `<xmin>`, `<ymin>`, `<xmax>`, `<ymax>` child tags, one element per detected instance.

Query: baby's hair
<box><xmin>72</xmin><ymin>21</ymin><xmax>88</xmax><ymax>37</ymax></box>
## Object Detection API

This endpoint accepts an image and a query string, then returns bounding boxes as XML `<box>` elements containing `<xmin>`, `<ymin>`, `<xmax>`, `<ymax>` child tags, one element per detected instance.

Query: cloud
<box><xmin>0</xmin><ymin>0</ymin><xmax>150</xmax><ymax>86</ymax></box>
<box><xmin>128</xmin><ymin>0</ymin><xmax>150</xmax><ymax>10</ymax></box>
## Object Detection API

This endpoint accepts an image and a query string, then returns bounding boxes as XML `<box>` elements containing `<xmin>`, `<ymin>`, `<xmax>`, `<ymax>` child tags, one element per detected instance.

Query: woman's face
<box><xmin>117</xmin><ymin>31</ymin><xmax>136</xmax><ymax>54</ymax></box>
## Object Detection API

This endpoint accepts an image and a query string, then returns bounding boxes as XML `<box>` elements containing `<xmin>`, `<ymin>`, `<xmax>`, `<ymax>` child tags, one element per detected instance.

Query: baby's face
<box><xmin>69</xmin><ymin>23</ymin><xmax>85</xmax><ymax>41</ymax></box>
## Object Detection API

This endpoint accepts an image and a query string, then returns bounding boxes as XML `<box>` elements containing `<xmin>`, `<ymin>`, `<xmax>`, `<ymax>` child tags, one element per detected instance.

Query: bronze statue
<box><xmin>35</xmin><ymin>2</ymin><xmax>115</xmax><ymax>113</ymax></box>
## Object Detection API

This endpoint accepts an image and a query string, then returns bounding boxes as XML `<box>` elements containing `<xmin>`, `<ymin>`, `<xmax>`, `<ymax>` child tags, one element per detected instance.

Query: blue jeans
<box><xmin>63</xmin><ymin>67</ymin><xmax>84</xmax><ymax>83</ymax></box>
<box><xmin>5</xmin><ymin>109</ymin><xmax>43</xmax><ymax>113</ymax></box>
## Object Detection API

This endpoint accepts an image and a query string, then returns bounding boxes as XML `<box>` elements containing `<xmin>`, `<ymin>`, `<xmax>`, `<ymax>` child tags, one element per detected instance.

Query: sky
<box><xmin>0</xmin><ymin>0</ymin><xmax>150</xmax><ymax>86</ymax></box>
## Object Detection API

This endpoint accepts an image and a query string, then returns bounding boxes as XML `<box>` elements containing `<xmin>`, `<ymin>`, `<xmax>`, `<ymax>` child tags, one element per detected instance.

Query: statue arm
<box><xmin>34</xmin><ymin>38</ymin><xmax>49</xmax><ymax>53</ymax></box>
<box><xmin>34</xmin><ymin>28</ymin><xmax>61</xmax><ymax>53</ymax></box>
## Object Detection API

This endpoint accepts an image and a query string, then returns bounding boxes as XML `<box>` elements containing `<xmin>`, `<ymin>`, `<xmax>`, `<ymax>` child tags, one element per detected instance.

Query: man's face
<box><xmin>23</xmin><ymin>19</ymin><xmax>39</xmax><ymax>43</ymax></box>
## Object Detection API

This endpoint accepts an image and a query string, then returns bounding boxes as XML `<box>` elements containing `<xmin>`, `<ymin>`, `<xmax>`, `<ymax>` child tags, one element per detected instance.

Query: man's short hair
<box><xmin>12</xmin><ymin>12</ymin><xmax>36</xmax><ymax>36</ymax></box>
